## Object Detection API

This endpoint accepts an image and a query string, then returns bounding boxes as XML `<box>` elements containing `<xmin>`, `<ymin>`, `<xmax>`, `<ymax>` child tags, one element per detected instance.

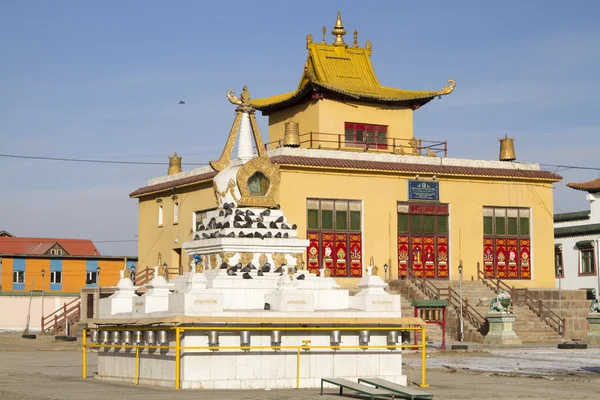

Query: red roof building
<box><xmin>0</xmin><ymin>237</ymin><xmax>99</xmax><ymax>257</ymax></box>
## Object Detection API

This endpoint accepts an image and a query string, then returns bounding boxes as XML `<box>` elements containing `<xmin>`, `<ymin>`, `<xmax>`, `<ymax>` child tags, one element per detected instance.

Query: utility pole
<box><xmin>458</xmin><ymin>261</ymin><xmax>464</xmax><ymax>342</ymax></box>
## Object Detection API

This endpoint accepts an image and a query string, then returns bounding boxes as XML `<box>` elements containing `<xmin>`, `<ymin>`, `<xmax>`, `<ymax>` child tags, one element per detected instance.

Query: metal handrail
<box><xmin>264</xmin><ymin>131</ymin><xmax>448</xmax><ymax>157</ymax></box>
<box><xmin>406</xmin><ymin>266</ymin><xmax>485</xmax><ymax>331</ymax></box>
<box><xmin>476</xmin><ymin>263</ymin><xmax>565</xmax><ymax>336</ymax></box>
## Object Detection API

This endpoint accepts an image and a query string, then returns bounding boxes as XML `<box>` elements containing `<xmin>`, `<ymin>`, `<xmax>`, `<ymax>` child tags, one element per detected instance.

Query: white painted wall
<box><xmin>0</xmin><ymin>296</ymin><xmax>79</xmax><ymax>331</ymax></box>
<box><xmin>555</xmin><ymin>193</ymin><xmax>600</xmax><ymax>291</ymax></box>
<box><xmin>554</xmin><ymin>237</ymin><xmax>600</xmax><ymax>291</ymax></box>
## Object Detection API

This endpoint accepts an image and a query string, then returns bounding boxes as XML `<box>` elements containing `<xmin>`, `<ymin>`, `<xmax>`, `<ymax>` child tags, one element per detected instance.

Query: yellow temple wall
<box><xmin>266</xmin><ymin>99</ymin><xmax>414</xmax><ymax>150</ymax></box>
<box><xmin>277</xmin><ymin>167</ymin><xmax>556</xmax><ymax>289</ymax></box>
<box><xmin>136</xmin><ymin>181</ymin><xmax>216</xmax><ymax>272</ymax></box>
<box><xmin>135</xmin><ymin>167</ymin><xmax>556</xmax><ymax>289</ymax></box>
<box><xmin>267</xmin><ymin>101</ymin><xmax>320</xmax><ymax>147</ymax></box>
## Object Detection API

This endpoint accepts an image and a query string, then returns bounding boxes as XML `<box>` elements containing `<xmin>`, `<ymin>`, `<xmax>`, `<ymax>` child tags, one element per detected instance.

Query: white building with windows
<box><xmin>554</xmin><ymin>178</ymin><xmax>600</xmax><ymax>292</ymax></box>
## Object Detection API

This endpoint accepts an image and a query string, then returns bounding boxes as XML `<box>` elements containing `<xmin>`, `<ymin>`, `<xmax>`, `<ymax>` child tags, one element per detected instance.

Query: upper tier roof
<box><xmin>249</xmin><ymin>13</ymin><xmax>455</xmax><ymax>113</ymax></box>
<box><xmin>567</xmin><ymin>178</ymin><xmax>600</xmax><ymax>194</ymax></box>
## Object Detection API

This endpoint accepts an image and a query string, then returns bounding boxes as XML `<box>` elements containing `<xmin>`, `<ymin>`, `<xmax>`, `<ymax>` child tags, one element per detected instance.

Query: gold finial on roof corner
<box><xmin>331</xmin><ymin>11</ymin><xmax>347</xmax><ymax>46</ymax></box>
<box><xmin>321</xmin><ymin>26</ymin><xmax>327</xmax><ymax>43</ymax></box>
<box><xmin>365</xmin><ymin>40</ymin><xmax>372</xmax><ymax>50</ymax></box>
<box><xmin>353</xmin><ymin>29</ymin><xmax>358</xmax><ymax>48</ymax></box>
<box><xmin>438</xmin><ymin>79</ymin><xmax>456</xmax><ymax>96</ymax></box>
<box><xmin>306</xmin><ymin>33</ymin><xmax>313</xmax><ymax>46</ymax></box>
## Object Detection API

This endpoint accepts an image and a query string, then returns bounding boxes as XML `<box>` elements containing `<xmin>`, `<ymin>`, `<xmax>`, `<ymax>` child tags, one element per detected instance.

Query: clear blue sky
<box><xmin>1</xmin><ymin>1</ymin><xmax>599</xmax><ymax>256</ymax></box>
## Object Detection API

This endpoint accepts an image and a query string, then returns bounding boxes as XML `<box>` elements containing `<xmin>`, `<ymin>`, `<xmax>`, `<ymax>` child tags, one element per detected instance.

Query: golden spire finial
<box><xmin>353</xmin><ymin>29</ymin><xmax>358</xmax><ymax>48</ymax></box>
<box><xmin>321</xmin><ymin>26</ymin><xmax>326</xmax><ymax>44</ymax></box>
<box><xmin>168</xmin><ymin>152</ymin><xmax>182</xmax><ymax>175</ymax></box>
<box><xmin>331</xmin><ymin>11</ymin><xmax>347</xmax><ymax>46</ymax></box>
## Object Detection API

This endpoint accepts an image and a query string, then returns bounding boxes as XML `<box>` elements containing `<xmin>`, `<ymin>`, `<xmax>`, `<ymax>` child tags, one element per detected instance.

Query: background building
<box><xmin>130</xmin><ymin>13</ymin><xmax>560</xmax><ymax>288</ymax></box>
<box><xmin>554</xmin><ymin>177</ymin><xmax>600</xmax><ymax>292</ymax></box>
<box><xmin>0</xmin><ymin>236</ymin><xmax>136</xmax><ymax>293</ymax></box>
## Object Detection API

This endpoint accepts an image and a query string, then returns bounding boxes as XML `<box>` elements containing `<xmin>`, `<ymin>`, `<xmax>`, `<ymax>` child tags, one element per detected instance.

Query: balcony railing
<box><xmin>265</xmin><ymin>132</ymin><xmax>447</xmax><ymax>157</ymax></box>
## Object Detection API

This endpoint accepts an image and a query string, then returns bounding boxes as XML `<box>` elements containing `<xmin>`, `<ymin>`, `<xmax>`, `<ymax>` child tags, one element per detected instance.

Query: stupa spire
<box><xmin>331</xmin><ymin>11</ymin><xmax>347</xmax><ymax>46</ymax></box>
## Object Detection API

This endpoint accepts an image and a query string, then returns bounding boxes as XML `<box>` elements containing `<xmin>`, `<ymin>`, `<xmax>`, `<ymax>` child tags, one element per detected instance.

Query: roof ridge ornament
<box><xmin>438</xmin><ymin>79</ymin><xmax>456</xmax><ymax>96</ymax></box>
<box><xmin>321</xmin><ymin>26</ymin><xmax>327</xmax><ymax>44</ymax></box>
<box><xmin>353</xmin><ymin>30</ymin><xmax>358</xmax><ymax>48</ymax></box>
<box><xmin>331</xmin><ymin>11</ymin><xmax>347</xmax><ymax>46</ymax></box>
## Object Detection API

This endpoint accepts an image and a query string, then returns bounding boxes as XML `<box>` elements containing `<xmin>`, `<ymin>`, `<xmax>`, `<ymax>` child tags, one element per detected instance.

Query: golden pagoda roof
<box><xmin>250</xmin><ymin>12</ymin><xmax>455</xmax><ymax>112</ymax></box>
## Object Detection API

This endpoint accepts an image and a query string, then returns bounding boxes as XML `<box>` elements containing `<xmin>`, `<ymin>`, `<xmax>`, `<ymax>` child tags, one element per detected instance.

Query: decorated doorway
<box><xmin>398</xmin><ymin>202</ymin><xmax>449</xmax><ymax>279</ymax></box>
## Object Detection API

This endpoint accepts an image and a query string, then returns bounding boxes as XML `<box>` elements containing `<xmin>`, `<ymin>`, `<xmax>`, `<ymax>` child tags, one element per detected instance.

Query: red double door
<box><xmin>398</xmin><ymin>203</ymin><xmax>449</xmax><ymax>279</ymax></box>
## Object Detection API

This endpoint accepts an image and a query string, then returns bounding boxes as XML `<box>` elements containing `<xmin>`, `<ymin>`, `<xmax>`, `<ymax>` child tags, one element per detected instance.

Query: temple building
<box><xmin>130</xmin><ymin>13</ymin><xmax>561</xmax><ymax>288</ymax></box>
<box><xmin>554</xmin><ymin>178</ymin><xmax>600</xmax><ymax>291</ymax></box>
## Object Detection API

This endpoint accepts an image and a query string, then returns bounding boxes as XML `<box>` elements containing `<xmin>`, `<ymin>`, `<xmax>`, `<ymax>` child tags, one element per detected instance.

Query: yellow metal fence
<box><xmin>82</xmin><ymin>325</ymin><xmax>429</xmax><ymax>390</ymax></box>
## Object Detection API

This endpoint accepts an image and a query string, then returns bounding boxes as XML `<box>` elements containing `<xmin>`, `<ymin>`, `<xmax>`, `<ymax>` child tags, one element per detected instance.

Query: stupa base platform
<box><xmin>90</xmin><ymin>316</ymin><xmax>419</xmax><ymax>389</ymax></box>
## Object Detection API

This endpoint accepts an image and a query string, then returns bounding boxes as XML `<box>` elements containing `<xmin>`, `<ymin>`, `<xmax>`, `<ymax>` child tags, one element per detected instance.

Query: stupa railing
<box><xmin>265</xmin><ymin>132</ymin><xmax>448</xmax><ymax>157</ymax></box>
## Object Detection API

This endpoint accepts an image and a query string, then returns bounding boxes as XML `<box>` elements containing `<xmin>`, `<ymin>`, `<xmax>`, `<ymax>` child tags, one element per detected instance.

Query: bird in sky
<box><xmin>178</xmin><ymin>100</ymin><xmax>185</xmax><ymax>104</ymax></box>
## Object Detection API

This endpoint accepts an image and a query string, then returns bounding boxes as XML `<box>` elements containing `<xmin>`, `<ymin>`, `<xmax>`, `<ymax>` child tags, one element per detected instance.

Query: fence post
<box><xmin>310</xmin><ymin>132</ymin><xmax>313</xmax><ymax>148</ymax></box>
<box><xmin>464</xmin><ymin>298</ymin><xmax>469</xmax><ymax>318</ymax></box>
<box><xmin>561</xmin><ymin>317</ymin><xmax>566</xmax><ymax>337</ymax></box>
<box><xmin>54</xmin><ymin>314</ymin><xmax>58</xmax><ymax>334</ymax></box>
<box><xmin>538</xmin><ymin>300</ymin><xmax>543</xmax><ymax>318</ymax></box>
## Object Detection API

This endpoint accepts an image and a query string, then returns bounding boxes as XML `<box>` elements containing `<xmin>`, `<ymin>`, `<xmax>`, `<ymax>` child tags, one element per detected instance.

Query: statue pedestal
<box><xmin>483</xmin><ymin>312</ymin><xmax>522</xmax><ymax>345</ymax></box>
<box><xmin>583</xmin><ymin>313</ymin><xmax>600</xmax><ymax>344</ymax></box>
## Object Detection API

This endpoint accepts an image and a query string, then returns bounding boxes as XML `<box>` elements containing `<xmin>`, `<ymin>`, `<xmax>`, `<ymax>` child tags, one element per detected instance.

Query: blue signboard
<box><xmin>408</xmin><ymin>180</ymin><xmax>439</xmax><ymax>201</ymax></box>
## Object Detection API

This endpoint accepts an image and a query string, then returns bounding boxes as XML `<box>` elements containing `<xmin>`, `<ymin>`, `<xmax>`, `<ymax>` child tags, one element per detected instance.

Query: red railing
<box><xmin>265</xmin><ymin>132</ymin><xmax>448</xmax><ymax>157</ymax></box>
<box><xmin>407</xmin><ymin>266</ymin><xmax>486</xmax><ymax>332</ymax></box>
<box><xmin>476</xmin><ymin>263</ymin><xmax>565</xmax><ymax>336</ymax></box>
<box><xmin>41</xmin><ymin>297</ymin><xmax>81</xmax><ymax>335</ymax></box>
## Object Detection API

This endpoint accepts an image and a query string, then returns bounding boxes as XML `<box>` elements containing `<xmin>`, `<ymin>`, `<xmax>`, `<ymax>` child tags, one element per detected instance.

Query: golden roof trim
<box><xmin>250</xmin><ymin>12</ymin><xmax>456</xmax><ymax>111</ymax></box>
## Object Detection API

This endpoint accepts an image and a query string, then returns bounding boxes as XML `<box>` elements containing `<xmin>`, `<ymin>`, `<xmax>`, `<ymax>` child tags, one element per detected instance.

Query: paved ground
<box><xmin>1</xmin><ymin>333</ymin><xmax>599</xmax><ymax>399</ymax></box>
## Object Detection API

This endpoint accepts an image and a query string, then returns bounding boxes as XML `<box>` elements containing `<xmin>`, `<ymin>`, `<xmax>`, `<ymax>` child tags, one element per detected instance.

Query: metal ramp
<box><xmin>321</xmin><ymin>378</ymin><xmax>396</xmax><ymax>399</ymax></box>
<box><xmin>358</xmin><ymin>378</ymin><xmax>433</xmax><ymax>400</ymax></box>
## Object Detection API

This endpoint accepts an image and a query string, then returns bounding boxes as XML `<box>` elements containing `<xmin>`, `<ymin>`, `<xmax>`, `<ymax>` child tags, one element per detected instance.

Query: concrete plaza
<box><xmin>1</xmin><ymin>333</ymin><xmax>599</xmax><ymax>399</ymax></box>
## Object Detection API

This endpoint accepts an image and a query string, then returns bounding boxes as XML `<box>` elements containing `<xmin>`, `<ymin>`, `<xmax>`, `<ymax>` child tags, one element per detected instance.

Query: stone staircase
<box><xmin>444</xmin><ymin>280</ymin><xmax>563</xmax><ymax>343</ymax></box>
<box><xmin>391</xmin><ymin>279</ymin><xmax>566</xmax><ymax>344</ymax></box>
<box><xmin>529</xmin><ymin>289</ymin><xmax>592</xmax><ymax>340</ymax></box>
<box><xmin>389</xmin><ymin>280</ymin><xmax>481</xmax><ymax>343</ymax></box>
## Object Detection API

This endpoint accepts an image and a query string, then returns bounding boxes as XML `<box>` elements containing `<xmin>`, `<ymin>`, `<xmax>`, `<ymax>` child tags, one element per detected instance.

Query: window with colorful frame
<box><xmin>306</xmin><ymin>198</ymin><xmax>362</xmax><ymax>277</ymax></box>
<box><xmin>344</xmin><ymin>122</ymin><xmax>388</xmax><ymax>149</ymax></box>
<box><xmin>50</xmin><ymin>270</ymin><xmax>62</xmax><ymax>284</ymax></box>
<box><xmin>482</xmin><ymin>207</ymin><xmax>531</xmax><ymax>279</ymax></box>
<box><xmin>13</xmin><ymin>270</ymin><xmax>24</xmax><ymax>284</ymax></box>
